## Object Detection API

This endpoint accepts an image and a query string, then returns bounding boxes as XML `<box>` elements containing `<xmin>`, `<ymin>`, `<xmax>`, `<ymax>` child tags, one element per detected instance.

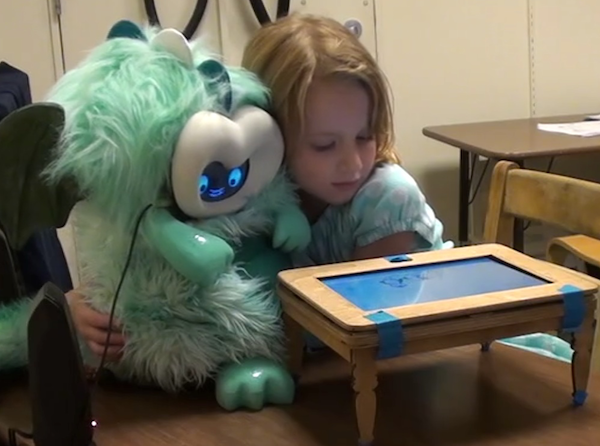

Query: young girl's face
<box><xmin>286</xmin><ymin>77</ymin><xmax>377</xmax><ymax>207</ymax></box>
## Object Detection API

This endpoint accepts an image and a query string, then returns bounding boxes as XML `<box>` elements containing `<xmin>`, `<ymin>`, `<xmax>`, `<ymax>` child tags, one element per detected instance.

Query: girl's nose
<box><xmin>340</xmin><ymin>145</ymin><xmax>363</xmax><ymax>173</ymax></box>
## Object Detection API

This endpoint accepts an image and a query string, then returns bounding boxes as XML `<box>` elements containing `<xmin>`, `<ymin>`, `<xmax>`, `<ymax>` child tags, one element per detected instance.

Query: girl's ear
<box><xmin>106</xmin><ymin>20</ymin><xmax>147</xmax><ymax>41</ymax></box>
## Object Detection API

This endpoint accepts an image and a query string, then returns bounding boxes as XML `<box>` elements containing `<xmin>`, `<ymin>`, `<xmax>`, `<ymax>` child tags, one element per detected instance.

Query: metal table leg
<box><xmin>513</xmin><ymin>159</ymin><xmax>525</xmax><ymax>252</ymax></box>
<box><xmin>513</xmin><ymin>220</ymin><xmax>524</xmax><ymax>252</ymax></box>
<box><xmin>459</xmin><ymin>150</ymin><xmax>470</xmax><ymax>247</ymax></box>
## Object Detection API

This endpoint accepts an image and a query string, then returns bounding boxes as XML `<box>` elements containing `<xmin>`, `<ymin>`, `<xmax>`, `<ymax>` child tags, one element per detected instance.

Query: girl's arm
<box><xmin>352</xmin><ymin>231</ymin><xmax>415</xmax><ymax>261</ymax></box>
<box><xmin>350</xmin><ymin>164</ymin><xmax>447</xmax><ymax>261</ymax></box>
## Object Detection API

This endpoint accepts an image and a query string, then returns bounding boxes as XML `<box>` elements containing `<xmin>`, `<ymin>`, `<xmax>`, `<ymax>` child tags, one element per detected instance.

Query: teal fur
<box><xmin>0</xmin><ymin>25</ymin><xmax>302</xmax><ymax>394</ymax></box>
<box><xmin>71</xmin><ymin>173</ymin><xmax>294</xmax><ymax>389</ymax></box>
<box><xmin>0</xmin><ymin>298</ymin><xmax>32</xmax><ymax>369</ymax></box>
<box><xmin>45</xmin><ymin>28</ymin><xmax>270</xmax><ymax>233</ymax></box>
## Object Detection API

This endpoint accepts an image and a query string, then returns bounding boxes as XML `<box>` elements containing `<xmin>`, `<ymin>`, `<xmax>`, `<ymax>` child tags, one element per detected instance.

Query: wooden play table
<box><xmin>277</xmin><ymin>243</ymin><xmax>598</xmax><ymax>446</ymax></box>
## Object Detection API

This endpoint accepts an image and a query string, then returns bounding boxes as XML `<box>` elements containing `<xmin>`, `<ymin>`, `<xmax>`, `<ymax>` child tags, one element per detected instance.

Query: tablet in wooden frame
<box><xmin>277</xmin><ymin>244</ymin><xmax>598</xmax><ymax>332</ymax></box>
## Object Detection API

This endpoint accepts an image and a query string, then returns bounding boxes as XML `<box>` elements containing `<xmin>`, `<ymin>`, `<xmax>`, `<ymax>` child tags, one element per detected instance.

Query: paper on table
<box><xmin>537</xmin><ymin>121</ymin><xmax>600</xmax><ymax>137</ymax></box>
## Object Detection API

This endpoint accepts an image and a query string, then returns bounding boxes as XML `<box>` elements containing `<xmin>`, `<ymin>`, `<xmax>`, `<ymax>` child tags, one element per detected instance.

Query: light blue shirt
<box><xmin>292</xmin><ymin>163</ymin><xmax>452</xmax><ymax>267</ymax></box>
<box><xmin>296</xmin><ymin>164</ymin><xmax>561</xmax><ymax>362</ymax></box>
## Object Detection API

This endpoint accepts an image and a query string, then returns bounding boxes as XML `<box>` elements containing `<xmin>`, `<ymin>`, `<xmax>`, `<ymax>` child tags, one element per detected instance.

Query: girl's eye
<box><xmin>357</xmin><ymin>134</ymin><xmax>373</xmax><ymax>142</ymax></box>
<box><xmin>312</xmin><ymin>142</ymin><xmax>335</xmax><ymax>151</ymax></box>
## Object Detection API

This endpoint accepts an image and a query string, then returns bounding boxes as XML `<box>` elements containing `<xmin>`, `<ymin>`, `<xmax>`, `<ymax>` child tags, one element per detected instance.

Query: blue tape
<box><xmin>384</xmin><ymin>254</ymin><xmax>412</xmax><ymax>263</ymax></box>
<box><xmin>573</xmin><ymin>390</ymin><xmax>588</xmax><ymax>406</ymax></box>
<box><xmin>559</xmin><ymin>284</ymin><xmax>585</xmax><ymax>333</ymax></box>
<box><xmin>365</xmin><ymin>311</ymin><xmax>404</xmax><ymax>359</ymax></box>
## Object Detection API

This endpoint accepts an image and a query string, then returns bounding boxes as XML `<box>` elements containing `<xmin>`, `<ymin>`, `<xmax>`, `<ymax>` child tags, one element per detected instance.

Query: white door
<box><xmin>0</xmin><ymin>0</ymin><xmax>62</xmax><ymax>101</ymax></box>
<box><xmin>58</xmin><ymin>0</ymin><xmax>222</xmax><ymax>73</ymax></box>
<box><xmin>219</xmin><ymin>0</ymin><xmax>377</xmax><ymax>65</ymax></box>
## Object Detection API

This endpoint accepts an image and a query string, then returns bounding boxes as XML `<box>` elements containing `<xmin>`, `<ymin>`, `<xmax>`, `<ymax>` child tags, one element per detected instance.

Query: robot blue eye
<box><xmin>228</xmin><ymin>168</ymin><xmax>242</xmax><ymax>187</ymax></box>
<box><xmin>198</xmin><ymin>160</ymin><xmax>250</xmax><ymax>203</ymax></box>
<box><xmin>199</xmin><ymin>175</ymin><xmax>209</xmax><ymax>194</ymax></box>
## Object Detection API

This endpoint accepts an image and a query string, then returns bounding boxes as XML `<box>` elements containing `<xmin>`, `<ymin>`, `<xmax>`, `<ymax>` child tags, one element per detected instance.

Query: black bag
<box><xmin>0</xmin><ymin>62</ymin><xmax>73</xmax><ymax>303</ymax></box>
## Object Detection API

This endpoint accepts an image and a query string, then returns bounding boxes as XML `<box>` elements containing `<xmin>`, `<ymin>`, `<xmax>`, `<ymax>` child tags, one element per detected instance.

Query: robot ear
<box><xmin>197</xmin><ymin>59</ymin><xmax>227</xmax><ymax>78</ymax></box>
<box><xmin>151</xmin><ymin>29</ymin><xmax>194</xmax><ymax>67</ymax></box>
<box><xmin>197</xmin><ymin>59</ymin><xmax>232</xmax><ymax>112</ymax></box>
<box><xmin>106</xmin><ymin>20</ymin><xmax>147</xmax><ymax>41</ymax></box>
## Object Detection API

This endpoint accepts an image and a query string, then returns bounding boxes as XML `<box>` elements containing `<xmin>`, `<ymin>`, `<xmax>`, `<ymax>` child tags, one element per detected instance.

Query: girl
<box><xmin>70</xmin><ymin>13</ymin><xmax>451</xmax><ymax>360</ymax></box>
<box><xmin>241</xmin><ymin>13</ymin><xmax>451</xmax><ymax>267</ymax></box>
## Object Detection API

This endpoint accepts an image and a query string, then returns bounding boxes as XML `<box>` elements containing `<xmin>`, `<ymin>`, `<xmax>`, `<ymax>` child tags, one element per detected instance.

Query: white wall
<box><xmin>58</xmin><ymin>0</ymin><xmax>222</xmax><ymax>72</ymax></box>
<box><xmin>2</xmin><ymin>0</ymin><xmax>600</xmax><ymax>275</ymax></box>
<box><xmin>217</xmin><ymin>0</ymin><xmax>378</xmax><ymax>63</ymax></box>
<box><xmin>526</xmin><ymin>0</ymin><xmax>600</xmax><ymax>187</ymax></box>
<box><xmin>0</xmin><ymin>0</ymin><xmax>62</xmax><ymax>101</ymax></box>
<box><xmin>531</xmin><ymin>0</ymin><xmax>600</xmax><ymax>117</ymax></box>
<box><xmin>375</xmin><ymin>0</ymin><xmax>533</xmax><ymax>241</ymax></box>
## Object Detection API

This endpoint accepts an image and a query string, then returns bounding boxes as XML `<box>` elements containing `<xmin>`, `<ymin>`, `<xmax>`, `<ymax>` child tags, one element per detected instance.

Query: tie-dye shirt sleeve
<box><xmin>351</xmin><ymin>163</ymin><xmax>449</xmax><ymax>251</ymax></box>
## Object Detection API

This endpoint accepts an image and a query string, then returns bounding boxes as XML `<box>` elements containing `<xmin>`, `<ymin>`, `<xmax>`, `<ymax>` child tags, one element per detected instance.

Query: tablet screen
<box><xmin>320</xmin><ymin>256</ymin><xmax>549</xmax><ymax>311</ymax></box>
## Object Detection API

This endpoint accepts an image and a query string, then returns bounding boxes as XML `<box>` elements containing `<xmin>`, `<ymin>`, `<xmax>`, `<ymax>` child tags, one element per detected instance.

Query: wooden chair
<box><xmin>547</xmin><ymin>235</ymin><xmax>600</xmax><ymax>280</ymax></box>
<box><xmin>483</xmin><ymin>161</ymin><xmax>600</xmax><ymax>249</ymax></box>
<box><xmin>483</xmin><ymin>160</ymin><xmax>600</xmax><ymax>370</ymax></box>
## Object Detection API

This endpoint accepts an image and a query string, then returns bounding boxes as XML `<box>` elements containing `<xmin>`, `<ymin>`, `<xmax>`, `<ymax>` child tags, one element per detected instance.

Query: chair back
<box><xmin>483</xmin><ymin>161</ymin><xmax>600</xmax><ymax>246</ymax></box>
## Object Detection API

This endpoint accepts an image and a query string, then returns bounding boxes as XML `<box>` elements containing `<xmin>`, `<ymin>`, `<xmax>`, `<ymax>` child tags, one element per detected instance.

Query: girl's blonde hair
<box><xmin>241</xmin><ymin>13</ymin><xmax>400</xmax><ymax>164</ymax></box>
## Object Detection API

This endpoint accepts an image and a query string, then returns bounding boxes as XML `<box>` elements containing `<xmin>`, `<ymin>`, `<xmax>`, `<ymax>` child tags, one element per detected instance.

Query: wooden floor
<box><xmin>1</xmin><ymin>344</ymin><xmax>599</xmax><ymax>446</ymax></box>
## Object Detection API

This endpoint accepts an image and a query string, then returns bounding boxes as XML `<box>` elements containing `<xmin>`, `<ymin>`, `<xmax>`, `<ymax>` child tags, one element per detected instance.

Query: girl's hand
<box><xmin>66</xmin><ymin>289</ymin><xmax>125</xmax><ymax>362</ymax></box>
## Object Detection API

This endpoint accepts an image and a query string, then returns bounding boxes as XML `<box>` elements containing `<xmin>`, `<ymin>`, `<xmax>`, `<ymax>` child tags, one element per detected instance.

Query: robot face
<box><xmin>170</xmin><ymin>106</ymin><xmax>284</xmax><ymax>219</ymax></box>
<box><xmin>198</xmin><ymin>160</ymin><xmax>250</xmax><ymax>202</ymax></box>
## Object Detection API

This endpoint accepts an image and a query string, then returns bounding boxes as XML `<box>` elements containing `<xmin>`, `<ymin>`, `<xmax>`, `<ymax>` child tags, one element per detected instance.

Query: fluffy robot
<box><xmin>0</xmin><ymin>20</ymin><xmax>310</xmax><ymax>411</ymax></box>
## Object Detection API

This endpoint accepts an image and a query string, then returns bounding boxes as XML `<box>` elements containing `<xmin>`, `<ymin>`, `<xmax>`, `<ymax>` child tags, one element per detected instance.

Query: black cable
<box><xmin>249</xmin><ymin>0</ymin><xmax>270</xmax><ymax>25</ymax></box>
<box><xmin>2</xmin><ymin>204</ymin><xmax>153</xmax><ymax>446</ymax></box>
<box><xmin>468</xmin><ymin>154</ymin><xmax>490</xmax><ymax>205</ymax></box>
<box><xmin>276</xmin><ymin>0</ymin><xmax>290</xmax><ymax>19</ymax></box>
<box><xmin>144</xmin><ymin>0</ymin><xmax>209</xmax><ymax>40</ymax></box>
<box><xmin>249</xmin><ymin>0</ymin><xmax>290</xmax><ymax>25</ymax></box>
<box><xmin>71</xmin><ymin>204</ymin><xmax>153</xmax><ymax>445</ymax></box>
<box><xmin>92</xmin><ymin>204</ymin><xmax>153</xmax><ymax>383</ymax></box>
<box><xmin>546</xmin><ymin>156</ymin><xmax>555</xmax><ymax>173</ymax></box>
<box><xmin>467</xmin><ymin>155</ymin><xmax>555</xmax><ymax>233</ymax></box>
<box><xmin>144</xmin><ymin>0</ymin><xmax>160</xmax><ymax>27</ymax></box>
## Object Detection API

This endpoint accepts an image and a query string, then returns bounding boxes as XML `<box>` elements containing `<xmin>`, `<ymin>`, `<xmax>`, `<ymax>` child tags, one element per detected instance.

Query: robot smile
<box><xmin>208</xmin><ymin>187</ymin><xmax>226</xmax><ymax>198</ymax></box>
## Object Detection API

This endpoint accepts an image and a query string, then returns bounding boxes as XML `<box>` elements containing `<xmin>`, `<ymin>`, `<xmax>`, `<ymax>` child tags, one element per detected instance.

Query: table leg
<box><xmin>351</xmin><ymin>349</ymin><xmax>378</xmax><ymax>446</ymax></box>
<box><xmin>584</xmin><ymin>262</ymin><xmax>600</xmax><ymax>279</ymax></box>
<box><xmin>459</xmin><ymin>149</ymin><xmax>470</xmax><ymax>246</ymax></box>
<box><xmin>283</xmin><ymin>313</ymin><xmax>304</xmax><ymax>379</ymax></box>
<box><xmin>513</xmin><ymin>221</ymin><xmax>524</xmax><ymax>252</ymax></box>
<box><xmin>570</xmin><ymin>313</ymin><xmax>595</xmax><ymax>406</ymax></box>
